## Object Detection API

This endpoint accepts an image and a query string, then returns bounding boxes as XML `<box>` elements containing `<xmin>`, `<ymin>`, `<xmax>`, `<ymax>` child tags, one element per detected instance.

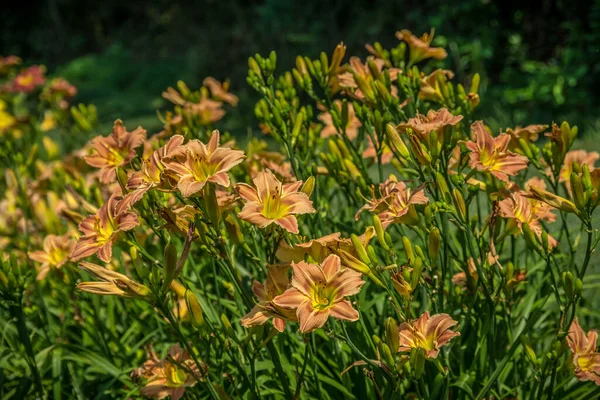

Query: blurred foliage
<box><xmin>2</xmin><ymin>0</ymin><xmax>600</xmax><ymax>134</ymax></box>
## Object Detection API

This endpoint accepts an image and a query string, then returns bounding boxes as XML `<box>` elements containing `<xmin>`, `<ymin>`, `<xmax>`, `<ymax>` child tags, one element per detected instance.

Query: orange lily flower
<box><xmin>84</xmin><ymin>119</ymin><xmax>147</xmax><ymax>184</ymax></box>
<box><xmin>203</xmin><ymin>77</ymin><xmax>239</xmax><ymax>106</ymax></box>
<box><xmin>236</xmin><ymin>169</ymin><xmax>315</xmax><ymax>234</ymax></box>
<box><xmin>337</xmin><ymin>57</ymin><xmax>400</xmax><ymax>100</ymax></box>
<box><xmin>396</xmin><ymin>29</ymin><xmax>447</xmax><ymax>64</ymax></box>
<box><xmin>397</xmin><ymin>108</ymin><xmax>462</xmax><ymax>139</ymax></box>
<box><xmin>71</xmin><ymin>194</ymin><xmax>139</xmax><ymax>263</ymax></box>
<box><xmin>567</xmin><ymin>319</ymin><xmax>600</xmax><ymax>385</ymax></box>
<box><xmin>505</xmin><ymin>124</ymin><xmax>547</xmax><ymax>151</ymax></box>
<box><xmin>28</xmin><ymin>234</ymin><xmax>76</xmax><ymax>280</ymax></box>
<box><xmin>419</xmin><ymin>69</ymin><xmax>454</xmax><ymax>103</ymax></box>
<box><xmin>465</xmin><ymin>121</ymin><xmax>528</xmax><ymax>182</ymax></box>
<box><xmin>398</xmin><ymin>311</ymin><xmax>460</xmax><ymax>358</ymax></box>
<box><xmin>555</xmin><ymin>150</ymin><xmax>599</xmax><ymax>183</ymax></box>
<box><xmin>241</xmin><ymin>264</ymin><xmax>297</xmax><ymax>332</ymax></box>
<box><xmin>273</xmin><ymin>254</ymin><xmax>364</xmax><ymax>333</ymax></box>
<box><xmin>165</xmin><ymin>130</ymin><xmax>245</xmax><ymax>197</ymax></box>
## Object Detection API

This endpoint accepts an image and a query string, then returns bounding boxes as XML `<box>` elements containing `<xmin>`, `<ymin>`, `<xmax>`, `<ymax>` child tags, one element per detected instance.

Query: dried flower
<box><xmin>241</xmin><ymin>264</ymin><xmax>297</xmax><ymax>332</ymax></box>
<box><xmin>398</xmin><ymin>311</ymin><xmax>460</xmax><ymax>358</ymax></box>
<box><xmin>84</xmin><ymin>120</ymin><xmax>147</xmax><ymax>184</ymax></box>
<box><xmin>28</xmin><ymin>234</ymin><xmax>76</xmax><ymax>280</ymax></box>
<box><xmin>318</xmin><ymin>100</ymin><xmax>362</xmax><ymax>141</ymax></box>
<box><xmin>465</xmin><ymin>121</ymin><xmax>528</xmax><ymax>182</ymax></box>
<box><xmin>567</xmin><ymin>319</ymin><xmax>600</xmax><ymax>385</ymax></box>
<box><xmin>165</xmin><ymin>130</ymin><xmax>245</xmax><ymax>197</ymax></box>
<box><xmin>71</xmin><ymin>194</ymin><xmax>139</xmax><ymax>262</ymax></box>
<box><xmin>396</xmin><ymin>29</ymin><xmax>447</xmax><ymax>64</ymax></box>
<box><xmin>237</xmin><ymin>169</ymin><xmax>315</xmax><ymax>234</ymax></box>
<box><xmin>136</xmin><ymin>344</ymin><xmax>205</xmax><ymax>399</ymax></box>
<box><xmin>273</xmin><ymin>254</ymin><xmax>364</xmax><ymax>333</ymax></box>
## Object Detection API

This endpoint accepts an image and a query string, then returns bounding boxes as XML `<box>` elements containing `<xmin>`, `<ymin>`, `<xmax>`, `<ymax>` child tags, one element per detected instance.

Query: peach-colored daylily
<box><xmin>397</xmin><ymin>108</ymin><xmax>463</xmax><ymax>139</ymax></box>
<box><xmin>84</xmin><ymin>120</ymin><xmax>147</xmax><ymax>184</ymax></box>
<box><xmin>237</xmin><ymin>169</ymin><xmax>315</xmax><ymax>234</ymax></box>
<box><xmin>272</xmin><ymin>254</ymin><xmax>364</xmax><ymax>333</ymax></box>
<box><xmin>241</xmin><ymin>264</ymin><xmax>298</xmax><ymax>332</ymax></box>
<box><xmin>165</xmin><ymin>130</ymin><xmax>245</xmax><ymax>197</ymax></box>
<box><xmin>135</xmin><ymin>344</ymin><xmax>205</xmax><ymax>400</ymax></box>
<box><xmin>318</xmin><ymin>100</ymin><xmax>362</xmax><ymax>141</ymax></box>
<box><xmin>567</xmin><ymin>319</ymin><xmax>600</xmax><ymax>385</ymax></box>
<box><xmin>71</xmin><ymin>194</ymin><xmax>139</xmax><ymax>263</ymax></box>
<box><xmin>203</xmin><ymin>77</ymin><xmax>239</xmax><ymax>106</ymax></box>
<box><xmin>396</xmin><ymin>29</ymin><xmax>447</xmax><ymax>64</ymax></box>
<box><xmin>337</xmin><ymin>57</ymin><xmax>400</xmax><ymax>100</ymax></box>
<box><xmin>398</xmin><ymin>311</ymin><xmax>460</xmax><ymax>358</ymax></box>
<box><xmin>419</xmin><ymin>69</ymin><xmax>454</xmax><ymax>103</ymax></box>
<box><xmin>465</xmin><ymin>121</ymin><xmax>528</xmax><ymax>182</ymax></box>
<box><xmin>498</xmin><ymin>192</ymin><xmax>557</xmax><ymax>249</ymax></box>
<box><xmin>505</xmin><ymin>124</ymin><xmax>547</xmax><ymax>152</ymax></box>
<box><xmin>28</xmin><ymin>234</ymin><xmax>76</xmax><ymax>280</ymax></box>
<box><xmin>356</xmin><ymin>176</ymin><xmax>428</xmax><ymax>227</ymax></box>
<box><xmin>363</xmin><ymin>135</ymin><xmax>394</xmax><ymax>164</ymax></box>
<box><xmin>77</xmin><ymin>261</ymin><xmax>150</xmax><ymax>298</ymax></box>
<box><xmin>555</xmin><ymin>150</ymin><xmax>599</xmax><ymax>183</ymax></box>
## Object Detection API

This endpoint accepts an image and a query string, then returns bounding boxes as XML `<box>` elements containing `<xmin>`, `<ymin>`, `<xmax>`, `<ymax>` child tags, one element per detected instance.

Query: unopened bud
<box><xmin>301</xmin><ymin>176</ymin><xmax>315</xmax><ymax>197</ymax></box>
<box><xmin>428</xmin><ymin>227</ymin><xmax>441</xmax><ymax>265</ymax></box>
<box><xmin>385</xmin><ymin>317</ymin><xmax>399</xmax><ymax>352</ymax></box>
<box><xmin>186</xmin><ymin>290</ymin><xmax>205</xmax><ymax>328</ymax></box>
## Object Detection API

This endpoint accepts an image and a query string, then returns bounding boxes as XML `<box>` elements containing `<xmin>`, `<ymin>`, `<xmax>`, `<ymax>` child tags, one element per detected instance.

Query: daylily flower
<box><xmin>555</xmin><ymin>150</ymin><xmax>599</xmax><ymax>183</ymax></box>
<box><xmin>241</xmin><ymin>264</ymin><xmax>297</xmax><ymax>332</ymax></box>
<box><xmin>135</xmin><ymin>344</ymin><xmax>205</xmax><ymax>400</ymax></box>
<box><xmin>28</xmin><ymin>234</ymin><xmax>76</xmax><ymax>280</ymax></box>
<box><xmin>396</xmin><ymin>29</ymin><xmax>447</xmax><ymax>64</ymax></box>
<box><xmin>5</xmin><ymin>65</ymin><xmax>46</xmax><ymax>93</ymax></box>
<box><xmin>363</xmin><ymin>135</ymin><xmax>394</xmax><ymax>164</ymax></box>
<box><xmin>318</xmin><ymin>100</ymin><xmax>362</xmax><ymax>141</ymax></box>
<box><xmin>397</xmin><ymin>108</ymin><xmax>462</xmax><ymax>139</ymax></box>
<box><xmin>505</xmin><ymin>124</ymin><xmax>547</xmax><ymax>151</ymax></box>
<box><xmin>165</xmin><ymin>130</ymin><xmax>245</xmax><ymax>197</ymax></box>
<box><xmin>84</xmin><ymin>120</ymin><xmax>147</xmax><ymax>184</ymax></box>
<box><xmin>567</xmin><ymin>319</ymin><xmax>600</xmax><ymax>385</ymax></box>
<box><xmin>337</xmin><ymin>57</ymin><xmax>400</xmax><ymax>100</ymax></box>
<box><xmin>0</xmin><ymin>55</ymin><xmax>21</xmax><ymax>74</ymax></box>
<box><xmin>118</xmin><ymin>135</ymin><xmax>186</xmax><ymax>212</ymax></box>
<box><xmin>273</xmin><ymin>254</ymin><xmax>364</xmax><ymax>333</ymax></box>
<box><xmin>498</xmin><ymin>192</ymin><xmax>557</xmax><ymax>248</ymax></box>
<box><xmin>47</xmin><ymin>77</ymin><xmax>78</xmax><ymax>98</ymax></box>
<box><xmin>237</xmin><ymin>169</ymin><xmax>315</xmax><ymax>234</ymax></box>
<box><xmin>203</xmin><ymin>77</ymin><xmax>239</xmax><ymax>106</ymax></box>
<box><xmin>183</xmin><ymin>98</ymin><xmax>226</xmax><ymax>125</ymax></box>
<box><xmin>77</xmin><ymin>261</ymin><xmax>150</xmax><ymax>298</ymax></box>
<box><xmin>398</xmin><ymin>311</ymin><xmax>460</xmax><ymax>358</ymax></box>
<box><xmin>356</xmin><ymin>176</ymin><xmax>428</xmax><ymax>227</ymax></box>
<box><xmin>465</xmin><ymin>121</ymin><xmax>528</xmax><ymax>182</ymax></box>
<box><xmin>71</xmin><ymin>194</ymin><xmax>139</xmax><ymax>263</ymax></box>
<box><xmin>419</xmin><ymin>69</ymin><xmax>454</xmax><ymax>103</ymax></box>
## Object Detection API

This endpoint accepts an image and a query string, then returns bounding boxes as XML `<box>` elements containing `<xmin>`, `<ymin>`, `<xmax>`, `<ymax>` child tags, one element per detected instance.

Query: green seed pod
<box><xmin>575</xmin><ymin>278</ymin><xmax>583</xmax><ymax>296</ymax></box>
<box><xmin>562</xmin><ymin>271</ymin><xmax>574</xmax><ymax>299</ymax></box>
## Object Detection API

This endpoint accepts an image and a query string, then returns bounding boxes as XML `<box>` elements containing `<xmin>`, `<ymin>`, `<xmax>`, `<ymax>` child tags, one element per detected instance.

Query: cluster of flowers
<box><xmin>2</xmin><ymin>28</ymin><xmax>600</xmax><ymax>399</ymax></box>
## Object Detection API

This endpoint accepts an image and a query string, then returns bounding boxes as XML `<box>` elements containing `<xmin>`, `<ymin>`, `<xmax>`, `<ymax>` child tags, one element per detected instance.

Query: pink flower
<box><xmin>273</xmin><ymin>254</ymin><xmax>364</xmax><ymax>333</ymax></box>
<box><xmin>236</xmin><ymin>169</ymin><xmax>315</xmax><ymax>234</ymax></box>
<box><xmin>398</xmin><ymin>311</ymin><xmax>460</xmax><ymax>358</ymax></box>
<box><xmin>5</xmin><ymin>65</ymin><xmax>46</xmax><ymax>92</ymax></box>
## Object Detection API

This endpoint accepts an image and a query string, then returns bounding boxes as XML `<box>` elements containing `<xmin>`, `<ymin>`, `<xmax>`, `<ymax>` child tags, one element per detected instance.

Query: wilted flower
<box><xmin>135</xmin><ymin>344</ymin><xmax>205</xmax><ymax>399</ymax></box>
<box><xmin>237</xmin><ymin>169</ymin><xmax>315</xmax><ymax>234</ymax></box>
<box><xmin>555</xmin><ymin>150</ymin><xmax>599</xmax><ymax>183</ymax></box>
<box><xmin>356</xmin><ymin>176</ymin><xmax>428</xmax><ymax>227</ymax></box>
<box><xmin>318</xmin><ymin>100</ymin><xmax>362</xmax><ymax>141</ymax></box>
<box><xmin>398</xmin><ymin>311</ymin><xmax>460</xmax><ymax>358</ymax></box>
<box><xmin>77</xmin><ymin>261</ymin><xmax>150</xmax><ymax>298</ymax></box>
<box><xmin>84</xmin><ymin>119</ymin><xmax>147</xmax><ymax>184</ymax></box>
<box><xmin>165</xmin><ymin>130</ymin><xmax>245</xmax><ymax>197</ymax></box>
<box><xmin>241</xmin><ymin>264</ymin><xmax>297</xmax><ymax>332</ymax></box>
<box><xmin>203</xmin><ymin>77</ymin><xmax>238</xmax><ymax>106</ymax></box>
<box><xmin>5</xmin><ymin>65</ymin><xmax>46</xmax><ymax>93</ymax></box>
<box><xmin>273</xmin><ymin>254</ymin><xmax>364</xmax><ymax>333</ymax></box>
<box><xmin>28</xmin><ymin>234</ymin><xmax>76</xmax><ymax>280</ymax></box>
<box><xmin>465</xmin><ymin>121</ymin><xmax>528</xmax><ymax>182</ymax></box>
<box><xmin>397</xmin><ymin>108</ymin><xmax>462</xmax><ymax>139</ymax></box>
<box><xmin>419</xmin><ymin>69</ymin><xmax>454</xmax><ymax>103</ymax></box>
<box><xmin>567</xmin><ymin>319</ymin><xmax>600</xmax><ymax>385</ymax></box>
<box><xmin>499</xmin><ymin>192</ymin><xmax>557</xmax><ymax>248</ymax></box>
<box><xmin>396</xmin><ymin>29</ymin><xmax>447</xmax><ymax>64</ymax></box>
<box><xmin>71</xmin><ymin>194</ymin><xmax>139</xmax><ymax>262</ymax></box>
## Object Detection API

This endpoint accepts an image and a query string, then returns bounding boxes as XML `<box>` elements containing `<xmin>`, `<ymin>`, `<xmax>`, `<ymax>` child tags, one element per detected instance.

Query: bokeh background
<box><xmin>3</xmin><ymin>0</ymin><xmax>599</xmax><ymax>141</ymax></box>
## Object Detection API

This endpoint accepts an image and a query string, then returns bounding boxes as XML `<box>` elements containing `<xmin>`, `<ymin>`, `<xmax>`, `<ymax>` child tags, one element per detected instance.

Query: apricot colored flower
<box><xmin>165</xmin><ymin>130</ymin><xmax>245</xmax><ymax>197</ymax></box>
<box><xmin>396</xmin><ymin>29</ymin><xmax>447</xmax><ymax>64</ymax></box>
<box><xmin>318</xmin><ymin>100</ymin><xmax>362</xmax><ymax>141</ymax></box>
<box><xmin>499</xmin><ymin>192</ymin><xmax>557</xmax><ymax>249</ymax></box>
<box><xmin>0</xmin><ymin>55</ymin><xmax>21</xmax><ymax>74</ymax></box>
<box><xmin>28</xmin><ymin>234</ymin><xmax>76</xmax><ymax>280</ymax></box>
<box><xmin>118</xmin><ymin>135</ymin><xmax>186</xmax><ymax>212</ymax></box>
<box><xmin>48</xmin><ymin>77</ymin><xmax>78</xmax><ymax>98</ymax></box>
<box><xmin>273</xmin><ymin>254</ymin><xmax>364</xmax><ymax>333</ymax></box>
<box><xmin>241</xmin><ymin>264</ymin><xmax>297</xmax><ymax>332</ymax></box>
<box><xmin>397</xmin><ymin>108</ymin><xmax>462</xmax><ymax>139</ymax></box>
<box><xmin>337</xmin><ymin>57</ymin><xmax>400</xmax><ymax>100</ymax></box>
<box><xmin>71</xmin><ymin>194</ymin><xmax>139</xmax><ymax>263</ymax></box>
<box><xmin>567</xmin><ymin>319</ymin><xmax>600</xmax><ymax>385</ymax></box>
<box><xmin>363</xmin><ymin>135</ymin><xmax>394</xmax><ymax>164</ymax></box>
<box><xmin>556</xmin><ymin>150</ymin><xmax>599</xmax><ymax>183</ymax></box>
<box><xmin>6</xmin><ymin>65</ymin><xmax>46</xmax><ymax>93</ymax></box>
<box><xmin>135</xmin><ymin>344</ymin><xmax>205</xmax><ymax>400</ymax></box>
<box><xmin>465</xmin><ymin>121</ymin><xmax>528</xmax><ymax>182</ymax></box>
<box><xmin>398</xmin><ymin>311</ymin><xmax>460</xmax><ymax>358</ymax></box>
<box><xmin>237</xmin><ymin>169</ymin><xmax>315</xmax><ymax>234</ymax></box>
<box><xmin>77</xmin><ymin>261</ymin><xmax>150</xmax><ymax>298</ymax></box>
<box><xmin>505</xmin><ymin>124</ymin><xmax>547</xmax><ymax>151</ymax></box>
<box><xmin>419</xmin><ymin>69</ymin><xmax>454</xmax><ymax>102</ymax></box>
<box><xmin>356</xmin><ymin>176</ymin><xmax>428</xmax><ymax>227</ymax></box>
<box><xmin>247</xmin><ymin>150</ymin><xmax>296</xmax><ymax>183</ymax></box>
<box><xmin>84</xmin><ymin>119</ymin><xmax>147</xmax><ymax>184</ymax></box>
<box><xmin>203</xmin><ymin>77</ymin><xmax>239</xmax><ymax>106</ymax></box>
